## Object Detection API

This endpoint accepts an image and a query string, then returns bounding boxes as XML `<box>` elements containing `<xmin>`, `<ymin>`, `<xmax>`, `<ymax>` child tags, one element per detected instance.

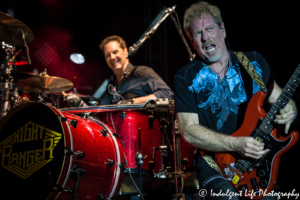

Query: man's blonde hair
<box><xmin>183</xmin><ymin>1</ymin><xmax>223</xmax><ymax>39</ymax></box>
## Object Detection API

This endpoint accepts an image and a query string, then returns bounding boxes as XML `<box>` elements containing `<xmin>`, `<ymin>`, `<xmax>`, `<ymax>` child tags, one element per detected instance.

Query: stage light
<box><xmin>70</xmin><ymin>53</ymin><xmax>85</xmax><ymax>64</ymax></box>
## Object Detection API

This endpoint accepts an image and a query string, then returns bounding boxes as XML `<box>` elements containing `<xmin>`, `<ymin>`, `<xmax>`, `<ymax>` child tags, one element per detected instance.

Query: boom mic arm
<box><xmin>129</xmin><ymin>5</ymin><xmax>195</xmax><ymax>61</ymax></box>
<box><xmin>129</xmin><ymin>6</ymin><xmax>175</xmax><ymax>54</ymax></box>
<box><xmin>19</xmin><ymin>29</ymin><xmax>31</xmax><ymax>65</ymax></box>
<box><xmin>169</xmin><ymin>7</ymin><xmax>196</xmax><ymax>61</ymax></box>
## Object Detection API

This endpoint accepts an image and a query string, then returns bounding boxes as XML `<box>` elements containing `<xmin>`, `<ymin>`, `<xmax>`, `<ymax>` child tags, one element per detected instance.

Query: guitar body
<box><xmin>215</xmin><ymin>91</ymin><xmax>299</xmax><ymax>199</ymax></box>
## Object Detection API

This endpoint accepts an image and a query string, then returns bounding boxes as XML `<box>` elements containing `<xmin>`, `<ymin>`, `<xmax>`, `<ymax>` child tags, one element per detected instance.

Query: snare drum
<box><xmin>0</xmin><ymin>102</ymin><xmax>124</xmax><ymax>200</ymax></box>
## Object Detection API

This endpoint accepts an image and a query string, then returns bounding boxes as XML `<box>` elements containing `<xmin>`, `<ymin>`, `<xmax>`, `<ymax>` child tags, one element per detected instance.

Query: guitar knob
<box><xmin>260</xmin><ymin>180</ymin><xmax>268</xmax><ymax>188</ymax></box>
<box><xmin>257</xmin><ymin>170</ymin><xmax>266</xmax><ymax>177</ymax></box>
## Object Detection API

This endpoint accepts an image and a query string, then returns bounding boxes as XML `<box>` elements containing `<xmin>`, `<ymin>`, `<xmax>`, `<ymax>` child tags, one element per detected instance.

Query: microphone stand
<box><xmin>129</xmin><ymin>5</ymin><xmax>195</xmax><ymax>62</ymax></box>
<box><xmin>19</xmin><ymin>29</ymin><xmax>31</xmax><ymax>65</ymax></box>
<box><xmin>168</xmin><ymin>7</ymin><xmax>196</xmax><ymax>61</ymax></box>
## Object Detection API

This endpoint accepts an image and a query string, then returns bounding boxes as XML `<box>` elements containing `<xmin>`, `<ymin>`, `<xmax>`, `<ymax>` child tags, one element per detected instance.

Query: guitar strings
<box><xmin>253</xmin><ymin>67</ymin><xmax>300</xmax><ymax>139</ymax></box>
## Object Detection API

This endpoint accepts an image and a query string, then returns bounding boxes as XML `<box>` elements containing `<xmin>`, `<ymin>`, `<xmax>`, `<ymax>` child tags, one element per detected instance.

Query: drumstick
<box><xmin>61</xmin><ymin>91</ymin><xmax>67</xmax><ymax>97</ymax></box>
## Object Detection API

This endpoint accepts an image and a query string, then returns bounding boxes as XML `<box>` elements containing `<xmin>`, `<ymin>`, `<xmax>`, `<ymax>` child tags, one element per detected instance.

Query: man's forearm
<box><xmin>182</xmin><ymin>124</ymin><xmax>238</xmax><ymax>152</ymax></box>
<box><xmin>133</xmin><ymin>94</ymin><xmax>157</xmax><ymax>104</ymax></box>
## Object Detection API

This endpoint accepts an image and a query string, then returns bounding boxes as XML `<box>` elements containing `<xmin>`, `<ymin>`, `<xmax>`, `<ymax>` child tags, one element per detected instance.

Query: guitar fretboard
<box><xmin>259</xmin><ymin>64</ymin><xmax>300</xmax><ymax>134</ymax></box>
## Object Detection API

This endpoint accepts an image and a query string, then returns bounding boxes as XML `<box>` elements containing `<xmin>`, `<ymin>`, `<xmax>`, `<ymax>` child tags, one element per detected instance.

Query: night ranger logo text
<box><xmin>0</xmin><ymin>121</ymin><xmax>62</xmax><ymax>179</ymax></box>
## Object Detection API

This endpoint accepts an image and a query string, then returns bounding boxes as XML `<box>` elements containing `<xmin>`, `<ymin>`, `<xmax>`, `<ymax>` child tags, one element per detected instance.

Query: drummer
<box><xmin>65</xmin><ymin>35</ymin><xmax>173</xmax><ymax>106</ymax></box>
<box><xmin>99</xmin><ymin>35</ymin><xmax>173</xmax><ymax>104</ymax></box>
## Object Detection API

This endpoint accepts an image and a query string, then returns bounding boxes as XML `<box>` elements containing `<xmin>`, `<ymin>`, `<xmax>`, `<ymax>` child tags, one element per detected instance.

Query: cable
<box><xmin>107</xmin><ymin>84</ymin><xmax>124</xmax><ymax>104</ymax></box>
<box><xmin>124</xmin><ymin>156</ymin><xmax>145</xmax><ymax>200</ymax></box>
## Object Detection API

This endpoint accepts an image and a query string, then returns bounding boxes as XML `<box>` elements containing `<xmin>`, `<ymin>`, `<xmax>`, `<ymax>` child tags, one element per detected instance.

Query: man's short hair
<box><xmin>99</xmin><ymin>35</ymin><xmax>127</xmax><ymax>53</ymax></box>
<box><xmin>183</xmin><ymin>1</ymin><xmax>223</xmax><ymax>39</ymax></box>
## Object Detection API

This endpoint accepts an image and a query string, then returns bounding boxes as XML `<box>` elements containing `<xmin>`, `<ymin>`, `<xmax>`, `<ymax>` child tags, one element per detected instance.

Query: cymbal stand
<box><xmin>169</xmin><ymin>96</ymin><xmax>186</xmax><ymax>200</ymax></box>
<box><xmin>135</xmin><ymin>128</ymin><xmax>144</xmax><ymax>200</ymax></box>
<box><xmin>0</xmin><ymin>42</ymin><xmax>21</xmax><ymax>121</ymax></box>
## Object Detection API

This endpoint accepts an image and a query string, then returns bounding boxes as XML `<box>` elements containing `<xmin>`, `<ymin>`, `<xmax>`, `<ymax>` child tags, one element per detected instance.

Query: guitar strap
<box><xmin>233</xmin><ymin>51</ymin><xmax>268</xmax><ymax>94</ymax></box>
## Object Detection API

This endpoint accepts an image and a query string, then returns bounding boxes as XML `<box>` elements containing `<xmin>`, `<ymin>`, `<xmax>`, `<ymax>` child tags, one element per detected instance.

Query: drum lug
<box><xmin>100</xmin><ymin>129</ymin><xmax>108</xmax><ymax>137</ymax></box>
<box><xmin>65</xmin><ymin>147</ymin><xmax>85</xmax><ymax>160</ymax></box>
<box><xmin>53</xmin><ymin>184</ymin><xmax>74</xmax><ymax>195</ymax></box>
<box><xmin>70</xmin><ymin>165</ymin><xmax>86</xmax><ymax>181</ymax></box>
<box><xmin>106</xmin><ymin>159</ymin><xmax>126</xmax><ymax>170</ymax></box>
<box><xmin>148</xmin><ymin>114</ymin><xmax>154</xmax><ymax>129</ymax></box>
<box><xmin>97</xmin><ymin>192</ymin><xmax>106</xmax><ymax>200</ymax></box>
<box><xmin>58</xmin><ymin>116</ymin><xmax>78</xmax><ymax>128</ymax></box>
<box><xmin>119</xmin><ymin>111</ymin><xmax>127</xmax><ymax>119</ymax></box>
<box><xmin>106</xmin><ymin>159</ymin><xmax>115</xmax><ymax>168</ymax></box>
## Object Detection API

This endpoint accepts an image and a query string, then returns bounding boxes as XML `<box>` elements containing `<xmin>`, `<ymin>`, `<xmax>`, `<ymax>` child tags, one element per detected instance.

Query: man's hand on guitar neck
<box><xmin>269</xmin><ymin>100</ymin><xmax>295</xmax><ymax>133</ymax></box>
<box><xmin>268</xmin><ymin>81</ymin><xmax>297</xmax><ymax>134</ymax></box>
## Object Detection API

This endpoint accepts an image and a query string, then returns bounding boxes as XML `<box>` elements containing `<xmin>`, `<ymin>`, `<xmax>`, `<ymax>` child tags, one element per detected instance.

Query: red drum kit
<box><xmin>0</xmin><ymin>12</ymin><xmax>199</xmax><ymax>200</ymax></box>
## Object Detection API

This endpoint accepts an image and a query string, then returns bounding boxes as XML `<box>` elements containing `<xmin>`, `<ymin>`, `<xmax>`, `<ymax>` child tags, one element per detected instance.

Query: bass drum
<box><xmin>0</xmin><ymin>102</ymin><xmax>124</xmax><ymax>200</ymax></box>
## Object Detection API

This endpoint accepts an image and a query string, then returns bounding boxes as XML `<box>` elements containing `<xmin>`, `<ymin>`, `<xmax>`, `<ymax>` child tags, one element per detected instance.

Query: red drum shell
<box><xmin>96</xmin><ymin>110</ymin><xmax>163</xmax><ymax>173</ymax></box>
<box><xmin>0</xmin><ymin>102</ymin><xmax>124</xmax><ymax>200</ymax></box>
<box><xmin>62</xmin><ymin>106</ymin><xmax>166</xmax><ymax>193</ymax></box>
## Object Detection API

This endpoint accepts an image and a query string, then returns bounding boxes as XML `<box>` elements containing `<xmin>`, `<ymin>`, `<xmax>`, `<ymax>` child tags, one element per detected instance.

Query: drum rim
<box><xmin>58</xmin><ymin>104</ymin><xmax>146</xmax><ymax>113</ymax></box>
<box><xmin>0</xmin><ymin>102</ymin><xmax>68</xmax><ymax>199</ymax></box>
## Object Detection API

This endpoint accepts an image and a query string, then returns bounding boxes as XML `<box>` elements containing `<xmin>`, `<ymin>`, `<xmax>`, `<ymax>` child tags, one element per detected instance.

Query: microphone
<box><xmin>19</xmin><ymin>29</ymin><xmax>31</xmax><ymax>65</ymax></box>
<box><xmin>108</xmin><ymin>84</ymin><xmax>119</xmax><ymax>104</ymax></box>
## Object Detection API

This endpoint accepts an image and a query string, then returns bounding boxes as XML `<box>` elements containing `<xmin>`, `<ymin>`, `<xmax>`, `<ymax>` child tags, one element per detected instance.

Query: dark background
<box><xmin>1</xmin><ymin>0</ymin><xmax>299</xmax><ymax>198</ymax></box>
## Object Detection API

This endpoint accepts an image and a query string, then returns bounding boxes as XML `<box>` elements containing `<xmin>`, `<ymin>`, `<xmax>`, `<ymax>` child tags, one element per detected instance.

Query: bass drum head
<box><xmin>0</xmin><ymin>102</ymin><xmax>65</xmax><ymax>200</ymax></box>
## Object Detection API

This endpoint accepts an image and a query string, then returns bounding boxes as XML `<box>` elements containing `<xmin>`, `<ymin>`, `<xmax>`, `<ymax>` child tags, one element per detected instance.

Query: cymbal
<box><xmin>49</xmin><ymin>92</ymin><xmax>95</xmax><ymax>100</ymax></box>
<box><xmin>11</xmin><ymin>71</ymin><xmax>38</xmax><ymax>82</ymax></box>
<box><xmin>0</xmin><ymin>12</ymin><xmax>34</xmax><ymax>45</ymax></box>
<box><xmin>16</xmin><ymin>76</ymin><xmax>73</xmax><ymax>93</ymax></box>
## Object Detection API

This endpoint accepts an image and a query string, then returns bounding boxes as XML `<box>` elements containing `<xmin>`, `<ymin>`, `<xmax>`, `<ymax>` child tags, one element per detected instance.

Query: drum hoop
<box><xmin>0</xmin><ymin>102</ymin><xmax>69</xmax><ymax>199</ymax></box>
<box><xmin>52</xmin><ymin>110</ymin><xmax>74</xmax><ymax>200</ymax></box>
<box><xmin>59</xmin><ymin>104</ymin><xmax>146</xmax><ymax>113</ymax></box>
<box><xmin>87</xmin><ymin>117</ymin><xmax>122</xmax><ymax>198</ymax></box>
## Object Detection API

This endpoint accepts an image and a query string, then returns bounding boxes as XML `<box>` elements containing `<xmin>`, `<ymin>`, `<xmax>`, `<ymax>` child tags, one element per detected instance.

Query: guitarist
<box><xmin>174</xmin><ymin>1</ymin><xmax>297</xmax><ymax>200</ymax></box>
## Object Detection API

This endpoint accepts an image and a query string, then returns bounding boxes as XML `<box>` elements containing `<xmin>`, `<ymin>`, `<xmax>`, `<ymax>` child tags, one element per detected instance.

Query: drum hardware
<box><xmin>70</xmin><ymin>165</ymin><xmax>87</xmax><ymax>200</ymax></box>
<box><xmin>152</xmin><ymin>145</ymin><xmax>168</xmax><ymax>179</ymax></box>
<box><xmin>0</xmin><ymin>42</ymin><xmax>20</xmax><ymax>120</ymax></box>
<box><xmin>106</xmin><ymin>159</ymin><xmax>126</xmax><ymax>170</ymax></box>
<box><xmin>57</xmin><ymin>115</ymin><xmax>78</xmax><ymax>128</ymax></box>
<box><xmin>148</xmin><ymin>113</ymin><xmax>154</xmax><ymax>128</ymax></box>
<box><xmin>119</xmin><ymin>111</ymin><xmax>127</xmax><ymax>119</ymax></box>
<box><xmin>97</xmin><ymin>192</ymin><xmax>106</xmax><ymax>200</ymax></box>
<box><xmin>100</xmin><ymin>128</ymin><xmax>108</xmax><ymax>137</ymax></box>
<box><xmin>170</xmin><ymin>116</ymin><xmax>187</xmax><ymax>200</ymax></box>
<box><xmin>136</xmin><ymin>128</ymin><xmax>144</xmax><ymax>200</ymax></box>
<box><xmin>53</xmin><ymin>184</ymin><xmax>74</xmax><ymax>195</ymax></box>
<box><xmin>65</xmin><ymin>147</ymin><xmax>85</xmax><ymax>160</ymax></box>
<box><xmin>144</xmin><ymin>99</ymin><xmax>157</xmax><ymax>111</ymax></box>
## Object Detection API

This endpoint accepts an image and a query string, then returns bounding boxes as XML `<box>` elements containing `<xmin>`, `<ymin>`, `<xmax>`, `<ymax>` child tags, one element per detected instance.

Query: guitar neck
<box><xmin>260</xmin><ymin>64</ymin><xmax>300</xmax><ymax>134</ymax></box>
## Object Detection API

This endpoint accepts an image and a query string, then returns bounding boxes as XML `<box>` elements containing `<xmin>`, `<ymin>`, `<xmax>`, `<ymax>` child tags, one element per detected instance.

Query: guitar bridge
<box><xmin>236</xmin><ymin>159</ymin><xmax>253</xmax><ymax>173</ymax></box>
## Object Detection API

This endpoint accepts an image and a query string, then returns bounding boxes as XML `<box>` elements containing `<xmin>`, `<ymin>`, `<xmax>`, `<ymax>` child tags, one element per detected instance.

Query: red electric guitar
<box><xmin>214</xmin><ymin>65</ymin><xmax>300</xmax><ymax>199</ymax></box>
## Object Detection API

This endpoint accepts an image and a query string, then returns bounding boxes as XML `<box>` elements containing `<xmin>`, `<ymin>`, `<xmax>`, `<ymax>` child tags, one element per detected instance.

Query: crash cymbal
<box><xmin>11</xmin><ymin>71</ymin><xmax>38</xmax><ymax>82</ymax></box>
<box><xmin>16</xmin><ymin>76</ymin><xmax>73</xmax><ymax>93</ymax></box>
<box><xmin>0</xmin><ymin>12</ymin><xmax>34</xmax><ymax>45</ymax></box>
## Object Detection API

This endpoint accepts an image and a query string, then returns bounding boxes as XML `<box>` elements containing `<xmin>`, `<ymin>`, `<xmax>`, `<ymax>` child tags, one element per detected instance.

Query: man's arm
<box><xmin>177</xmin><ymin>112</ymin><xmax>268</xmax><ymax>159</ymax></box>
<box><xmin>133</xmin><ymin>94</ymin><xmax>157</xmax><ymax>103</ymax></box>
<box><xmin>267</xmin><ymin>81</ymin><xmax>297</xmax><ymax>133</ymax></box>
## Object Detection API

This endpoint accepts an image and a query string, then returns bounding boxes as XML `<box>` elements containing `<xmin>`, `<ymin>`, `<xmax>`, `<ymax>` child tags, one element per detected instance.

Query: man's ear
<box><xmin>220</xmin><ymin>22</ymin><xmax>226</xmax><ymax>38</ymax></box>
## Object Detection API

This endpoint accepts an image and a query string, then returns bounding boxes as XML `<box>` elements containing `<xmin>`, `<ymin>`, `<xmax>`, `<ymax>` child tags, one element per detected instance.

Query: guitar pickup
<box><xmin>250</xmin><ymin>178</ymin><xmax>260</xmax><ymax>195</ymax></box>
